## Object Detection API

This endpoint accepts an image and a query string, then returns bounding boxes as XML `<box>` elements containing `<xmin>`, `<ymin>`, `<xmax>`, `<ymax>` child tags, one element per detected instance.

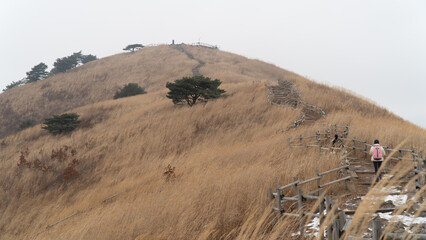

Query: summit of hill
<box><xmin>0</xmin><ymin>44</ymin><xmax>425</xmax><ymax>239</ymax></box>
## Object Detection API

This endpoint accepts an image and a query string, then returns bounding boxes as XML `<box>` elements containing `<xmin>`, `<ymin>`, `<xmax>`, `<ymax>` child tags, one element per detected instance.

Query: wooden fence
<box><xmin>344</xmin><ymin>218</ymin><xmax>426</xmax><ymax>240</ymax></box>
<box><xmin>280</xmin><ymin>130</ymin><xmax>426</xmax><ymax>238</ymax></box>
<box><xmin>287</xmin><ymin>125</ymin><xmax>350</xmax><ymax>148</ymax></box>
<box><xmin>269</xmin><ymin>165</ymin><xmax>352</xmax><ymax>237</ymax></box>
<box><xmin>189</xmin><ymin>42</ymin><xmax>218</xmax><ymax>49</ymax></box>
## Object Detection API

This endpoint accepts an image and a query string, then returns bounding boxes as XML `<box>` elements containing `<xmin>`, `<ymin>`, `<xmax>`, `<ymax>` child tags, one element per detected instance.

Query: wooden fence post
<box><xmin>372</xmin><ymin>218</ymin><xmax>382</xmax><ymax>240</ymax></box>
<box><xmin>276</xmin><ymin>186</ymin><xmax>282</xmax><ymax>217</ymax></box>
<box><xmin>297</xmin><ymin>189</ymin><xmax>305</xmax><ymax>237</ymax></box>
<box><xmin>342</xmin><ymin>166</ymin><xmax>349</xmax><ymax>190</ymax></box>
<box><xmin>343</xmin><ymin>126</ymin><xmax>349</xmax><ymax>138</ymax></box>
<box><xmin>318</xmin><ymin>189</ymin><xmax>325</xmax><ymax>240</ymax></box>
<box><xmin>316</xmin><ymin>131</ymin><xmax>321</xmax><ymax>151</ymax></box>
<box><xmin>325</xmin><ymin>195</ymin><xmax>332</xmax><ymax>240</ymax></box>
<box><xmin>332</xmin><ymin>218</ymin><xmax>339</xmax><ymax>240</ymax></box>
<box><xmin>364</xmin><ymin>141</ymin><xmax>368</xmax><ymax>159</ymax></box>
<box><xmin>352</xmin><ymin>139</ymin><xmax>356</xmax><ymax>155</ymax></box>
<box><xmin>316</xmin><ymin>170</ymin><xmax>322</xmax><ymax>196</ymax></box>
<box><xmin>416</xmin><ymin>160</ymin><xmax>425</xmax><ymax>189</ymax></box>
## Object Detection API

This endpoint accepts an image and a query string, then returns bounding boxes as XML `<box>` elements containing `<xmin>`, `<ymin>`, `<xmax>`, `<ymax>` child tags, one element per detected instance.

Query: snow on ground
<box><xmin>378</xmin><ymin>186</ymin><xmax>401</xmax><ymax>194</ymax></box>
<box><xmin>383</xmin><ymin>194</ymin><xmax>408</xmax><ymax>207</ymax></box>
<box><xmin>360</xmin><ymin>186</ymin><xmax>409</xmax><ymax>207</ymax></box>
<box><xmin>306</xmin><ymin>216</ymin><xmax>320</xmax><ymax>237</ymax></box>
<box><xmin>378</xmin><ymin>212</ymin><xmax>426</xmax><ymax>233</ymax></box>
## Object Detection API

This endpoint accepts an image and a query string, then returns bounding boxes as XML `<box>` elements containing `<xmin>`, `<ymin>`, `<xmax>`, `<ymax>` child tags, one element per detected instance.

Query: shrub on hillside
<box><xmin>166</xmin><ymin>76</ymin><xmax>225</xmax><ymax>106</ymax></box>
<box><xmin>2</xmin><ymin>78</ymin><xmax>26</xmax><ymax>92</ymax></box>
<box><xmin>42</xmin><ymin>113</ymin><xmax>81</xmax><ymax>134</ymax></box>
<box><xmin>50</xmin><ymin>51</ymin><xmax>97</xmax><ymax>75</ymax></box>
<box><xmin>19</xmin><ymin>119</ymin><xmax>36</xmax><ymax>130</ymax></box>
<box><xmin>15</xmin><ymin>145</ymin><xmax>80</xmax><ymax>184</ymax></box>
<box><xmin>113</xmin><ymin>83</ymin><xmax>146</xmax><ymax>99</ymax></box>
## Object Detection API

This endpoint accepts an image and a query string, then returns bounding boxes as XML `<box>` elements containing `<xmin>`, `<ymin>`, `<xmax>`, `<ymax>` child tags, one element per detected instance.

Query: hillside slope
<box><xmin>0</xmin><ymin>44</ymin><xmax>298</xmax><ymax>138</ymax></box>
<box><xmin>0</xmin><ymin>45</ymin><xmax>425</xmax><ymax>239</ymax></box>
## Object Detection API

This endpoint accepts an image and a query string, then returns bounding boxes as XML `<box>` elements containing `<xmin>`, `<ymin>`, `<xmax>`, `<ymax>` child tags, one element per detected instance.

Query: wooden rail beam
<box><xmin>319</xmin><ymin>165</ymin><xmax>349</xmax><ymax>176</ymax></box>
<box><xmin>320</xmin><ymin>176</ymin><xmax>352</xmax><ymax>188</ymax></box>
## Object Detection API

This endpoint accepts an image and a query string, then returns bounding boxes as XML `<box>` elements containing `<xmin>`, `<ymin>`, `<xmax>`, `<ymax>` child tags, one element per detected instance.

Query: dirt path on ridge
<box><xmin>170</xmin><ymin>44</ymin><xmax>205</xmax><ymax>76</ymax></box>
<box><xmin>268</xmin><ymin>80</ymin><xmax>326</xmax><ymax>131</ymax></box>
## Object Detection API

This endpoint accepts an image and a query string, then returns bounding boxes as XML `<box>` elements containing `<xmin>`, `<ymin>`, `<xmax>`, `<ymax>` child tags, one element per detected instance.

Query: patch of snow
<box><xmin>291</xmin><ymin>231</ymin><xmax>300</xmax><ymax>237</ymax></box>
<box><xmin>362</xmin><ymin>193</ymin><xmax>409</xmax><ymax>207</ymax></box>
<box><xmin>306</xmin><ymin>217</ymin><xmax>320</xmax><ymax>237</ymax></box>
<box><xmin>378</xmin><ymin>186</ymin><xmax>401</xmax><ymax>194</ymax></box>
<box><xmin>383</xmin><ymin>195</ymin><xmax>407</xmax><ymax>207</ymax></box>
<box><xmin>378</xmin><ymin>212</ymin><xmax>426</xmax><ymax>230</ymax></box>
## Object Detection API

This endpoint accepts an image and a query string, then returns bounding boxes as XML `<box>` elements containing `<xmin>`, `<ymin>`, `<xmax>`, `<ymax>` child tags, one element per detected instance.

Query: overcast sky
<box><xmin>1</xmin><ymin>0</ymin><xmax>425</xmax><ymax>128</ymax></box>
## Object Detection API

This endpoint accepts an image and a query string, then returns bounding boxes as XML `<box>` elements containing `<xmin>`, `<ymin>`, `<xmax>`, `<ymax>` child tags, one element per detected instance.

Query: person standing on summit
<box><xmin>370</xmin><ymin>139</ymin><xmax>386</xmax><ymax>182</ymax></box>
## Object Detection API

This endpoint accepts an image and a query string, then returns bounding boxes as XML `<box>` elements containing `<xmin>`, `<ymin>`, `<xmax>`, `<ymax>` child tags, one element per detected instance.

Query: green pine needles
<box><xmin>166</xmin><ymin>76</ymin><xmax>226</xmax><ymax>106</ymax></box>
<box><xmin>113</xmin><ymin>83</ymin><xmax>146</xmax><ymax>99</ymax></box>
<box><xmin>42</xmin><ymin>113</ymin><xmax>81</xmax><ymax>134</ymax></box>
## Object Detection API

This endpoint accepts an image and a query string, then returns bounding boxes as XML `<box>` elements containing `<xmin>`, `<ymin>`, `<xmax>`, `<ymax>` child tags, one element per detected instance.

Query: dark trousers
<box><xmin>373</xmin><ymin>161</ymin><xmax>382</xmax><ymax>181</ymax></box>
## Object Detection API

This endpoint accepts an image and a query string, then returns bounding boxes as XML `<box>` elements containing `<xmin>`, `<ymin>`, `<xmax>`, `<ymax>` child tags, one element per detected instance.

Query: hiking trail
<box><xmin>267</xmin><ymin>79</ymin><xmax>326</xmax><ymax>131</ymax></box>
<box><xmin>268</xmin><ymin>80</ymin><xmax>425</xmax><ymax>237</ymax></box>
<box><xmin>170</xmin><ymin>44</ymin><xmax>206</xmax><ymax>76</ymax></box>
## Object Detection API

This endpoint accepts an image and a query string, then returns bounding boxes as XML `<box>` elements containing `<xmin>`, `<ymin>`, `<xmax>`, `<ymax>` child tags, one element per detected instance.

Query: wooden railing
<box><xmin>189</xmin><ymin>42</ymin><xmax>218</xmax><ymax>49</ymax></box>
<box><xmin>269</xmin><ymin>165</ymin><xmax>351</xmax><ymax>236</ymax></box>
<box><xmin>280</xmin><ymin>130</ymin><xmax>425</xmax><ymax>238</ymax></box>
<box><xmin>287</xmin><ymin>125</ymin><xmax>350</xmax><ymax>147</ymax></box>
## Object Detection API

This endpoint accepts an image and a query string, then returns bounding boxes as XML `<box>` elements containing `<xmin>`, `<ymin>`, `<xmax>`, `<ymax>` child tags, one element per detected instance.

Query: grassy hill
<box><xmin>0</xmin><ymin>45</ymin><xmax>425</xmax><ymax>239</ymax></box>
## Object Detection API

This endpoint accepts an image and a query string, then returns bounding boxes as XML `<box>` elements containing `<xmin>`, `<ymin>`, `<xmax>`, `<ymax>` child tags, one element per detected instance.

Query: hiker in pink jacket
<box><xmin>369</xmin><ymin>139</ymin><xmax>386</xmax><ymax>182</ymax></box>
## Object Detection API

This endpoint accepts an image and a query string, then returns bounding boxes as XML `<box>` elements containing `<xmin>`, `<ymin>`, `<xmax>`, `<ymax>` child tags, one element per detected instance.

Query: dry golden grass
<box><xmin>0</xmin><ymin>45</ymin><xmax>298</xmax><ymax>138</ymax></box>
<box><xmin>0</xmin><ymin>45</ymin><xmax>425</xmax><ymax>239</ymax></box>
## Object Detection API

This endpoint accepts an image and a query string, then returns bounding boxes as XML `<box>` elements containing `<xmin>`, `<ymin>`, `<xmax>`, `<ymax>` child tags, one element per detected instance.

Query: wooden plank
<box><xmin>319</xmin><ymin>165</ymin><xmax>349</xmax><ymax>176</ymax></box>
<box><xmin>344</xmin><ymin>237</ymin><xmax>372</xmax><ymax>240</ymax></box>
<box><xmin>343</xmin><ymin>208</ymin><xmax>395</xmax><ymax>215</ymax></box>
<box><xmin>320</xmin><ymin>176</ymin><xmax>352</xmax><ymax>188</ymax></box>
<box><xmin>386</xmin><ymin>233</ymin><xmax>426</xmax><ymax>239</ymax></box>
<box><xmin>303</xmin><ymin>194</ymin><xmax>320</xmax><ymax>200</ymax></box>
<box><xmin>308</xmin><ymin>188</ymin><xmax>322</xmax><ymax>195</ymax></box>
<box><xmin>282</xmin><ymin>197</ymin><xmax>298</xmax><ymax>201</ymax></box>
<box><xmin>282</xmin><ymin>212</ymin><xmax>299</xmax><ymax>217</ymax></box>
<box><xmin>299</xmin><ymin>176</ymin><xmax>321</xmax><ymax>185</ymax></box>
<box><xmin>278</xmin><ymin>180</ymin><xmax>299</xmax><ymax>190</ymax></box>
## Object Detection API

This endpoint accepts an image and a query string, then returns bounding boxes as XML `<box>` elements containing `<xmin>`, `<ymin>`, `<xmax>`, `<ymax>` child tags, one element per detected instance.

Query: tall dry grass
<box><xmin>0</xmin><ymin>45</ymin><xmax>425</xmax><ymax>239</ymax></box>
<box><xmin>0</xmin><ymin>44</ymin><xmax>298</xmax><ymax>138</ymax></box>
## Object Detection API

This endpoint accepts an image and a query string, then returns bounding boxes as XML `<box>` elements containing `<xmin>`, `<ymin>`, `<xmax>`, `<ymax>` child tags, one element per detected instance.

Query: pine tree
<box><xmin>42</xmin><ymin>113</ymin><xmax>81</xmax><ymax>134</ymax></box>
<box><xmin>26</xmin><ymin>63</ymin><xmax>48</xmax><ymax>83</ymax></box>
<box><xmin>166</xmin><ymin>76</ymin><xmax>225</xmax><ymax>106</ymax></box>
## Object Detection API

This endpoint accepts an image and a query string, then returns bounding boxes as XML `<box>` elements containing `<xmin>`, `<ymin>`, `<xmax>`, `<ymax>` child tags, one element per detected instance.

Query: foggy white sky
<box><xmin>1</xmin><ymin>0</ymin><xmax>425</xmax><ymax>128</ymax></box>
